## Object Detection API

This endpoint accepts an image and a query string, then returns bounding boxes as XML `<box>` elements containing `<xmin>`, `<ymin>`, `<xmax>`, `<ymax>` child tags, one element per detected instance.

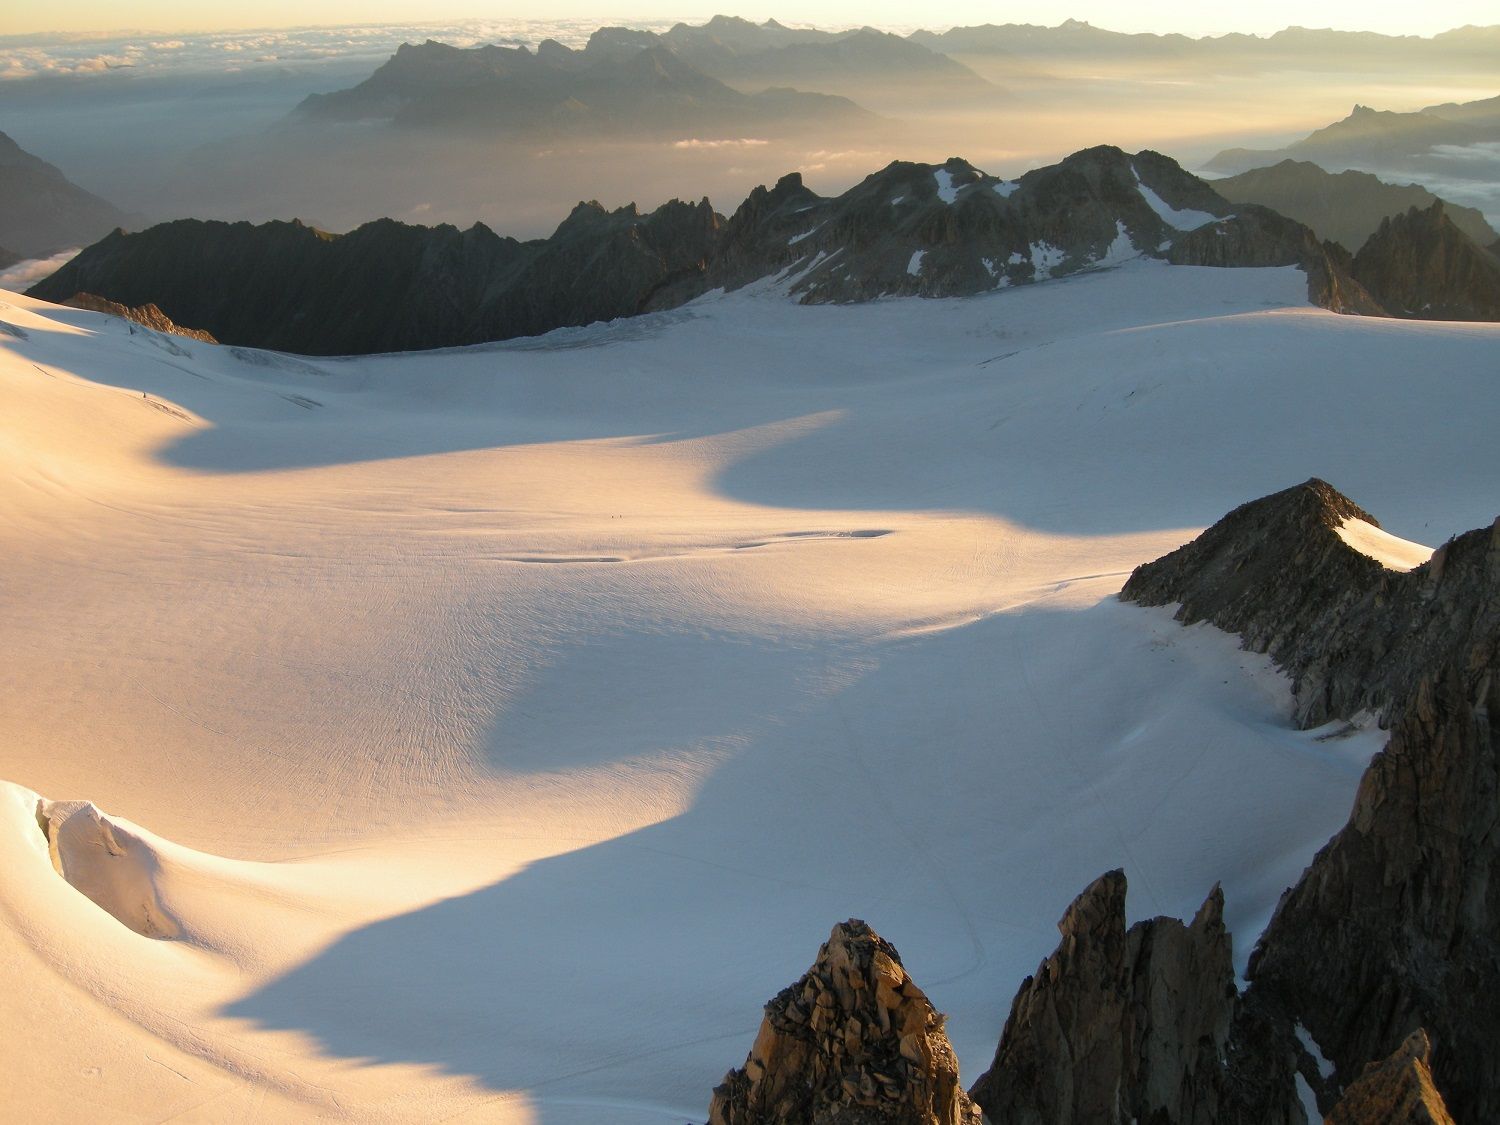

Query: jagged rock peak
<box><xmin>708</xmin><ymin>919</ymin><xmax>980</xmax><ymax>1125</ymax></box>
<box><xmin>1350</xmin><ymin>200</ymin><xmax>1500</xmax><ymax>320</ymax></box>
<box><xmin>1325</xmin><ymin>1030</ymin><xmax>1456</xmax><ymax>1125</ymax></box>
<box><xmin>969</xmin><ymin>870</ymin><xmax>1238</xmax><ymax>1125</ymax></box>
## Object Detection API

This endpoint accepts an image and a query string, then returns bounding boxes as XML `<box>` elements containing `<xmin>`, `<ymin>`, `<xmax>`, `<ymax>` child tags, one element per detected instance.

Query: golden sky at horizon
<box><xmin>4</xmin><ymin>1</ymin><xmax>1498</xmax><ymax>38</ymax></box>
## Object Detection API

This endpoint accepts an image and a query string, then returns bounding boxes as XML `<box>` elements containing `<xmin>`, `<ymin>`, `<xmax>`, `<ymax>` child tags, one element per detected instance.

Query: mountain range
<box><xmin>31</xmin><ymin>145</ymin><xmax>1386</xmax><ymax>355</ymax></box>
<box><xmin>38</xmin><ymin>139</ymin><xmax>1500</xmax><ymax>358</ymax></box>
<box><xmin>295</xmin><ymin>33</ymin><xmax>874</xmax><ymax>135</ymax></box>
<box><xmin>911</xmin><ymin>19</ymin><xmax>1500</xmax><ymax>65</ymax></box>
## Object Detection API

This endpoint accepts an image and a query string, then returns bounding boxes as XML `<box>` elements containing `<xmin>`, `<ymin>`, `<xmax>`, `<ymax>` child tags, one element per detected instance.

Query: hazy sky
<box><xmin>4</xmin><ymin>1</ymin><xmax>1497</xmax><ymax>38</ymax></box>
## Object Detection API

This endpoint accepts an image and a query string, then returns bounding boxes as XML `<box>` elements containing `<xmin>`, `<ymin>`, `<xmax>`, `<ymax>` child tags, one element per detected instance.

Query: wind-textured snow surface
<box><xmin>2</xmin><ymin>261</ymin><xmax>1498</xmax><ymax>1122</ymax></box>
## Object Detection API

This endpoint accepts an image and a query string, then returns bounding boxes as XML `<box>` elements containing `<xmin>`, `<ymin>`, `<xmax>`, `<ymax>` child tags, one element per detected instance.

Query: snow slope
<box><xmin>1</xmin><ymin>261</ymin><xmax>1497</xmax><ymax>1122</ymax></box>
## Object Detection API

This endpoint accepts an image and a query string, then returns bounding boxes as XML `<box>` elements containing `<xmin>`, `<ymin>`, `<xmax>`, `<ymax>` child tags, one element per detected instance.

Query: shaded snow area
<box><xmin>1029</xmin><ymin>241</ymin><xmax>1067</xmax><ymax>277</ymax></box>
<box><xmin>907</xmin><ymin>249</ymin><xmax>926</xmax><ymax>276</ymax></box>
<box><xmin>1336</xmin><ymin>517</ymin><xmax>1435</xmax><ymax>571</ymax></box>
<box><xmin>1093</xmin><ymin>221</ymin><xmax>1139</xmax><ymax>268</ymax></box>
<box><xmin>1132</xmin><ymin>163</ymin><xmax>1220</xmax><ymax>231</ymax></box>
<box><xmin>993</xmin><ymin>180</ymin><xmax>1020</xmax><ymax>198</ymax></box>
<box><xmin>2</xmin><ymin>261</ymin><xmax>1498</xmax><ymax>1122</ymax></box>
<box><xmin>933</xmin><ymin>168</ymin><xmax>960</xmax><ymax>203</ymax></box>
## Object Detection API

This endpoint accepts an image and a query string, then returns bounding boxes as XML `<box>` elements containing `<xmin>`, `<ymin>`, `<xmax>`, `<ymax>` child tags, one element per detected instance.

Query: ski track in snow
<box><xmin>1</xmin><ymin>261</ymin><xmax>1498</xmax><ymax>1122</ymax></box>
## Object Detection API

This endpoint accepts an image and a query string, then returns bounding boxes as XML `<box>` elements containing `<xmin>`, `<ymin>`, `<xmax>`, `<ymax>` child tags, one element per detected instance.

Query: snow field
<box><xmin>1</xmin><ymin>261</ymin><xmax>1497</xmax><ymax>1121</ymax></box>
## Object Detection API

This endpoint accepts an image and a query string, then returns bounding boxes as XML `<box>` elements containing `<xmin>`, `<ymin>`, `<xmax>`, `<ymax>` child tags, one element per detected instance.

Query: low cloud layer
<box><xmin>0</xmin><ymin>249</ymin><xmax>80</xmax><ymax>291</ymax></box>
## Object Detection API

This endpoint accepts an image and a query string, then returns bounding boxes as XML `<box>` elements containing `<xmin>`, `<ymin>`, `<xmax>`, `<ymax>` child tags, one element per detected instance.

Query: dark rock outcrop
<box><xmin>1325</xmin><ymin>1030</ymin><xmax>1456</xmax><ymax>1125</ymax></box>
<box><xmin>0</xmin><ymin>130</ymin><xmax>136</xmax><ymax>259</ymax></box>
<box><xmin>708</xmin><ymin>919</ymin><xmax>980</xmax><ymax>1125</ymax></box>
<box><xmin>968</xmin><ymin>870</ymin><xmax>1250</xmax><ymax>1125</ymax></box>
<box><xmin>1212</xmin><ymin>159</ymin><xmax>1498</xmax><ymax>254</ymax></box>
<box><xmin>1251</xmin><ymin>662</ymin><xmax>1500</xmax><ymax>1124</ymax></box>
<box><xmin>1120</xmin><ymin>480</ymin><xmax>1500</xmax><ymax>1120</ymax></box>
<box><xmin>1350</xmin><ymin>201</ymin><xmax>1500</xmax><ymax>321</ymax></box>
<box><xmin>61</xmin><ymin>292</ymin><xmax>217</xmax><ymax>343</ymax></box>
<box><xmin>30</xmin><ymin>201</ymin><xmax>721</xmax><ymax>356</ymax></box>
<box><xmin>1121</xmin><ymin>478</ymin><xmax>1500</xmax><ymax>728</ymax></box>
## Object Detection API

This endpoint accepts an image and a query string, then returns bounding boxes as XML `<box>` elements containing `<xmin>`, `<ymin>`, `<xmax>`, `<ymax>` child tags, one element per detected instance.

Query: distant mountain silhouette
<box><xmin>910</xmin><ymin>20</ymin><xmax>1500</xmax><ymax>65</ymax></box>
<box><xmin>1206</xmin><ymin>96</ymin><xmax>1500</xmax><ymax>175</ymax></box>
<box><xmin>1214</xmin><ymin>159</ymin><xmax>1498</xmax><ymax>251</ymax></box>
<box><xmin>0</xmin><ymin>131</ymin><xmax>135</xmax><ymax>259</ymax></box>
<box><xmin>296</xmin><ymin>36</ymin><xmax>873</xmax><ymax>135</ymax></box>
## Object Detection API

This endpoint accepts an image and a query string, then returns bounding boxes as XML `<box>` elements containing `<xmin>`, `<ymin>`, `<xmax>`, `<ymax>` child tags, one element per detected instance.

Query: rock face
<box><xmin>61</xmin><ymin>292</ymin><xmax>216</xmax><ymax>343</ymax></box>
<box><xmin>1120</xmin><ymin>480</ymin><xmax>1500</xmax><ymax>1121</ymax></box>
<box><xmin>1251</xmin><ymin>662</ymin><xmax>1500</xmax><ymax>1124</ymax></box>
<box><xmin>1121</xmin><ymin>478</ymin><xmax>1500</xmax><ymax>727</ymax></box>
<box><xmin>30</xmin><ymin>201</ymin><xmax>721</xmax><ymax>356</ymax></box>
<box><xmin>0</xmin><ymin>130</ymin><xmax>136</xmax><ymax>259</ymax></box>
<box><xmin>968</xmin><ymin>871</ymin><xmax>1245</xmax><ymax>1125</ymax></box>
<box><xmin>1325</xmin><ymin>1030</ymin><xmax>1456</xmax><ymax>1125</ymax></box>
<box><xmin>1349</xmin><ymin>201</ymin><xmax>1500</xmax><ymax>321</ymax></box>
<box><xmin>1212</xmin><ymin>159</ymin><xmax>1498</xmax><ymax>253</ymax></box>
<box><xmin>741</xmin><ymin>146</ymin><xmax>1248</xmax><ymax>306</ymax></box>
<box><xmin>708</xmin><ymin>920</ymin><xmax>980</xmax><ymax>1125</ymax></box>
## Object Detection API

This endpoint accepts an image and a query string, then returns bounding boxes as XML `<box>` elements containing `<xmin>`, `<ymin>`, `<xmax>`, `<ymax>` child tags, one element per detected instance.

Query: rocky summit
<box><xmin>29</xmin><ymin>146</ymin><xmax>1381</xmax><ymax>355</ymax></box>
<box><xmin>1325</xmin><ymin>1031</ymin><xmax>1456</xmax><ymax>1125</ymax></box>
<box><xmin>968</xmin><ymin>870</ymin><xmax>1242</xmax><ymax>1125</ymax></box>
<box><xmin>1349</xmin><ymin>200</ymin><xmax>1500</xmax><ymax>321</ymax></box>
<box><xmin>708</xmin><ymin>919</ymin><xmax>980</xmax><ymax>1125</ymax></box>
<box><xmin>1121</xmin><ymin>478</ymin><xmax>1500</xmax><ymax>728</ymax></box>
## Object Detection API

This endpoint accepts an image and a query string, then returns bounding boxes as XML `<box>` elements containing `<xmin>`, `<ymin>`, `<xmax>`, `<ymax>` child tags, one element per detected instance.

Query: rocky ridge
<box><xmin>28</xmin><ymin>146</ymin><xmax>1380</xmax><ymax>354</ymax></box>
<box><xmin>28</xmin><ymin>201</ymin><xmax>721</xmax><ymax>356</ymax></box>
<box><xmin>1117</xmin><ymin>481</ymin><xmax>1498</xmax><ymax>1119</ymax></box>
<box><xmin>708</xmin><ymin>919</ymin><xmax>980</xmax><ymax>1125</ymax></box>
<box><xmin>1120</xmin><ymin>478</ymin><xmax>1500</xmax><ymax>727</ymax></box>
<box><xmin>61</xmin><ymin>292</ymin><xmax>217</xmax><ymax>343</ymax></box>
<box><xmin>1349</xmin><ymin>201</ymin><xmax>1500</xmax><ymax>320</ymax></box>
<box><xmin>964</xmin><ymin>480</ymin><xmax>1497</xmax><ymax>1124</ymax></box>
